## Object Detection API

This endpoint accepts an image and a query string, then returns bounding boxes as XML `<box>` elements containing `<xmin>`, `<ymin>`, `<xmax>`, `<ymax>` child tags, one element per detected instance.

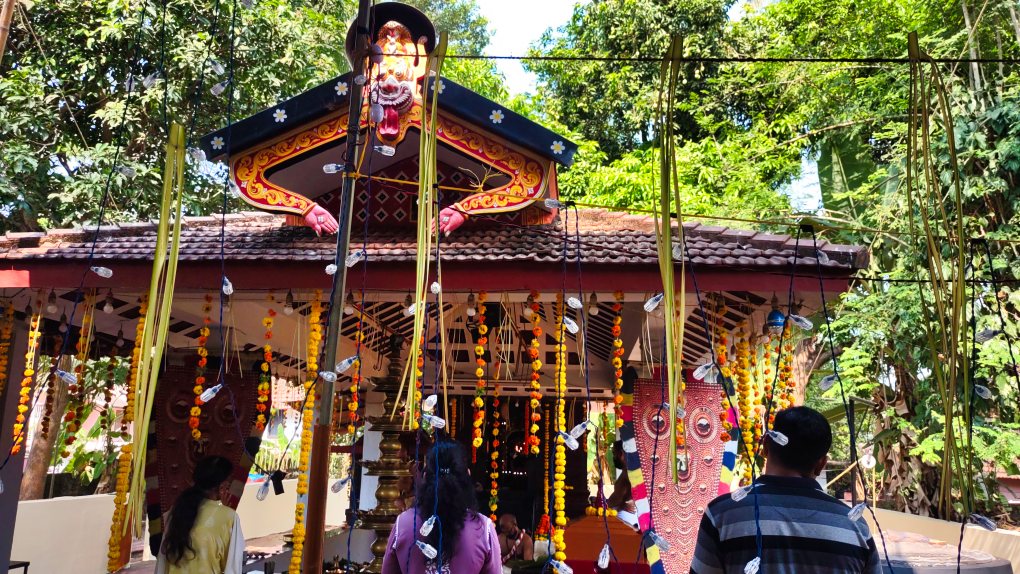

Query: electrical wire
<box><xmin>352</xmin><ymin>51</ymin><xmax>1020</xmax><ymax>65</ymax></box>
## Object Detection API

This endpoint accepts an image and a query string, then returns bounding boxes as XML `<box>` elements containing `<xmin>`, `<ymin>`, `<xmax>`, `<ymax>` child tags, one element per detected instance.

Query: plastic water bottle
<box><xmin>319</xmin><ymin>371</ymin><xmax>337</xmax><ymax>384</ymax></box>
<box><xmin>568</xmin><ymin>421</ymin><xmax>588</xmax><ymax>439</ymax></box>
<box><xmin>430</xmin><ymin>282</ymin><xmax>442</xmax><ymax>295</ymax></box>
<box><xmin>189</xmin><ymin>148</ymin><xmax>207</xmax><ymax>163</ymax></box>
<box><xmin>374</xmin><ymin>145</ymin><xmax>395</xmax><ymax>157</ymax></box>
<box><xmin>560</xmin><ymin>432</ymin><xmax>579</xmax><ymax>451</ymax></box>
<box><xmin>766</xmin><ymin>429</ymin><xmax>789</xmax><ymax>446</ymax></box>
<box><xmin>200</xmin><ymin>383</ymin><xmax>223</xmax><ymax>403</ymax></box>
<box><xmin>969</xmin><ymin>513</ymin><xmax>997</xmax><ymax>531</ymax></box>
<box><xmin>744</xmin><ymin>557</ymin><xmax>761</xmax><ymax>574</ymax></box>
<box><xmin>323</xmin><ymin>163</ymin><xmax>345</xmax><ymax>174</ymax></box>
<box><xmin>672</xmin><ymin>242</ymin><xmax>684</xmax><ymax>260</ymax></box>
<box><xmin>789</xmin><ymin>314</ymin><xmax>814</xmax><ymax>330</ymax></box>
<box><xmin>847</xmin><ymin>502</ymin><xmax>867</xmax><ymax>522</ymax></box>
<box><xmin>544</xmin><ymin>198</ymin><xmax>566</xmax><ymax>209</ymax></box>
<box><xmin>643</xmin><ymin>293</ymin><xmax>664</xmax><ymax>313</ymax></box>
<box><xmin>209</xmin><ymin>59</ymin><xmax>226</xmax><ymax>76</ymax></box>
<box><xmin>731</xmin><ymin>485</ymin><xmax>752</xmax><ymax>502</ymax></box>
<box><xmin>345</xmin><ymin>250</ymin><xmax>366</xmax><ymax>267</ymax></box>
<box><xmin>330</xmin><ymin>477</ymin><xmax>351</xmax><ymax>493</ymax></box>
<box><xmin>420</xmin><ymin>515</ymin><xmax>437</xmax><ymax>536</ymax></box>
<box><xmin>335</xmin><ymin>356</ymin><xmax>358</xmax><ymax>374</ymax></box>
<box><xmin>819</xmin><ymin>374</ymin><xmax>838</xmax><ymax>391</ymax></box>
<box><xmin>256</xmin><ymin>478</ymin><xmax>271</xmax><ymax>501</ymax></box>
<box><xmin>210</xmin><ymin>81</ymin><xmax>229</xmax><ymax>96</ymax></box>
<box><xmin>974</xmin><ymin>384</ymin><xmax>993</xmax><ymax>400</ymax></box>
<box><xmin>415</xmin><ymin>541</ymin><xmax>437</xmax><ymax>560</ymax></box>
<box><xmin>648</xmin><ymin>530</ymin><xmax>670</xmax><ymax>551</ymax></box>
<box><xmin>566</xmin><ymin>297</ymin><xmax>583</xmax><ymax>310</ymax></box>
<box><xmin>423</xmin><ymin>394</ymin><xmax>438</xmax><ymax>412</ymax></box>
<box><xmin>221</xmin><ymin>277</ymin><xmax>234</xmax><ymax>296</ymax></box>
<box><xmin>422</xmin><ymin>414</ymin><xmax>446</xmax><ymax>429</ymax></box>
<box><xmin>597</xmin><ymin>543</ymin><xmax>611</xmax><ymax>569</ymax></box>
<box><xmin>548</xmin><ymin>560</ymin><xmax>573</xmax><ymax>574</ymax></box>
<box><xmin>90</xmin><ymin>266</ymin><xmax>113</xmax><ymax>278</ymax></box>
<box><xmin>562</xmin><ymin>316</ymin><xmax>580</xmax><ymax>335</ymax></box>
<box><xmin>325</xmin><ymin>264</ymin><xmax>337</xmax><ymax>276</ymax></box>
<box><xmin>56</xmin><ymin>369</ymin><xmax>77</xmax><ymax>385</ymax></box>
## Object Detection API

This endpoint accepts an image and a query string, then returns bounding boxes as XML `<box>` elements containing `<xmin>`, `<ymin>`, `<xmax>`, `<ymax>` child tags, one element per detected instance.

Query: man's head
<box><xmin>498</xmin><ymin>514</ymin><xmax>520</xmax><ymax>537</ymax></box>
<box><xmin>763</xmin><ymin>406</ymin><xmax>832</xmax><ymax>478</ymax></box>
<box><xmin>612</xmin><ymin>441</ymin><xmax>625</xmax><ymax>468</ymax></box>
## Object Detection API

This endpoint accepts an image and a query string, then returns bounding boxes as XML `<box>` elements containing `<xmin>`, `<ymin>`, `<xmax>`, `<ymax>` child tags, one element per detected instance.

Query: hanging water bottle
<box><xmin>256</xmin><ymin>478</ymin><xmax>271</xmax><ymax>501</ymax></box>
<box><xmin>423</xmin><ymin>394</ymin><xmax>438</xmax><ymax>412</ymax></box>
<box><xmin>420</xmin><ymin>515</ymin><xmax>437</xmax><ymax>536</ymax></box>
<box><xmin>221</xmin><ymin>277</ymin><xmax>234</xmax><ymax>296</ymax></box>
<box><xmin>330</xmin><ymin>476</ymin><xmax>351</xmax><ymax>493</ymax></box>
<box><xmin>345</xmin><ymin>250</ymin><xmax>366</xmax><ymax>267</ymax></box>
<box><xmin>335</xmin><ymin>356</ymin><xmax>359</xmax><ymax>374</ymax></box>
<box><xmin>819</xmin><ymin>373</ymin><xmax>838</xmax><ymax>391</ymax></box>
<box><xmin>765</xmin><ymin>429</ymin><xmax>789</xmax><ymax>446</ymax></box>
<box><xmin>597</xmin><ymin>544</ymin><xmax>611</xmax><ymax>569</ymax></box>
<box><xmin>319</xmin><ymin>371</ymin><xmax>338</xmax><ymax>383</ymax></box>
<box><xmin>847</xmin><ymin>502</ymin><xmax>868</xmax><ymax>522</ymax></box>
<box><xmin>325</xmin><ymin>264</ymin><xmax>338</xmax><ymax>276</ymax></box>
<box><xmin>90</xmin><ymin>266</ymin><xmax>113</xmax><ymax>278</ymax></box>
<box><xmin>566</xmin><ymin>297</ymin><xmax>583</xmax><ymax>310</ymax></box>
<box><xmin>544</xmin><ymin>198</ymin><xmax>566</xmax><ymax>209</ymax></box>
<box><xmin>644</xmin><ymin>293</ymin><xmax>664</xmax><ymax>313</ymax></box>
<box><xmin>421</xmin><ymin>413</ymin><xmax>446</xmax><ymax>429</ymax></box>
<box><xmin>648</xmin><ymin>530</ymin><xmax>670</xmax><ymax>551</ymax></box>
<box><xmin>56</xmin><ymin>369</ymin><xmax>77</xmax><ymax>385</ymax></box>
<box><xmin>548</xmin><ymin>560</ymin><xmax>573</xmax><ymax>574</ymax></box>
<box><xmin>562</xmin><ymin>316</ymin><xmax>580</xmax><ymax>335</ymax></box>
<box><xmin>744</xmin><ymin>556</ymin><xmax>761</xmax><ymax>574</ymax></box>
<box><xmin>559</xmin><ymin>432</ymin><xmax>579</xmax><ymax>451</ymax></box>
<box><xmin>200</xmin><ymin>384</ymin><xmax>223</xmax><ymax>403</ymax></box>
<box><xmin>415</xmin><ymin>541</ymin><xmax>437</xmax><ymax>560</ymax></box>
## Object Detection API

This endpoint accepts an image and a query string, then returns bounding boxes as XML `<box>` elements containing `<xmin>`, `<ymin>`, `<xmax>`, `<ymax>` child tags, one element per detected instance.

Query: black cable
<box><xmin>375</xmin><ymin>52</ymin><xmax>1020</xmax><ymax>65</ymax></box>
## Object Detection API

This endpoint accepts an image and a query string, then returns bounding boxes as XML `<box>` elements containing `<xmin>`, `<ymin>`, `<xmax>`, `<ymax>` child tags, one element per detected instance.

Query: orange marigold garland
<box><xmin>9</xmin><ymin>306</ymin><xmax>42</xmax><ymax>455</ymax></box>
<box><xmin>40</xmin><ymin>338</ymin><xmax>60</xmax><ymax>440</ymax></box>
<box><xmin>527</xmin><ymin>291</ymin><xmax>542</xmax><ymax>454</ymax></box>
<box><xmin>346</xmin><ymin>305</ymin><xmax>365</xmax><ymax>436</ymax></box>
<box><xmin>472</xmin><ymin>291</ymin><xmax>488</xmax><ymax>459</ymax></box>
<box><xmin>0</xmin><ymin>303</ymin><xmax>13</xmax><ymax>399</ymax></box>
<box><xmin>715</xmin><ymin>303</ymin><xmax>733</xmax><ymax>444</ymax></box>
<box><xmin>63</xmin><ymin>292</ymin><xmax>96</xmax><ymax>456</ymax></box>
<box><xmin>108</xmin><ymin>297</ymin><xmax>147</xmax><ymax>571</ymax></box>
<box><xmin>191</xmin><ymin>294</ymin><xmax>213</xmax><ymax>440</ymax></box>
<box><xmin>611</xmin><ymin>291</ymin><xmax>625</xmax><ymax>429</ymax></box>
<box><xmin>289</xmin><ymin>290</ymin><xmax>323</xmax><ymax>574</ymax></box>
<box><xmin>734</xmin><ymin>323</ymin><xmax>755</xmax><ymax>482</ymax></box>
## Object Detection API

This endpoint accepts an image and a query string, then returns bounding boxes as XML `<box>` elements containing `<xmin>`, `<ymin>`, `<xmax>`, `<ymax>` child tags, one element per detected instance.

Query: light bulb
<box><xmin>544</xmin><ymin>198</ymin><xmax>566</xmax><ymax>209</ymax></box>
<box><xmin>335</xmin><ymin>355</ymin><xmax>358</xmax><ymax>374</ymax></box>
<box><xmin>47</xmin><ymin>291</ymin><xmax>58</xmax><ymax>314</ymax></box>
<box><xmin>523</xmin><ymin>306</ymin><xmax>533</xmax><ymax>318</ymax></box>
<box><xmin>766</xmin><ymin>429</ymin><xmax>789</xmax><ymax>446</ymax></box>
<box><xmin>200</xmin><ymin>383</ymin><xmax>223</xmax><ymax>403</ymax></box>
<box><xmin>91</xmin><ymin>266</ymin><xmax>113</xmax><ymax>278</ymax></box>
<box><xmin>643</xmin><ymin>293</ymin><xmax>664</xmax><ymax>313</ymax></box>
<box><xmin>221</xmin><ymin>277</ymin><xmax>234</xmax><ymax>296</ymax></box>
<box><xmin>345</xmin><ymin>250</ymin><xmax>366</xmax><ymax>268</ymax></box>
<box><xmin>284</xmin><ymin>290</ymin><xmax>295</xmax><ymax>316</ymax></box>
<box><xmin>323</xmin><ymin>163</ymin><xmax>345</xmax><ymax>174</ymax></box>
<box><xmin>373</xmin><ymin>145</ymin><xmax>395</xmax><ymax>157</ymax></box>
<box><xmin>466</xmin><ymin>306</ymin><xmax>476</xmax><ymax>317</ymax></box>
<box><xmin>415</xmin><ymin>541</ymin><xmax>437</xmax><ymax>560</ymax></box>
<box><xmin>103</xmin><ymin>291</ymin><xmax>115</xmax><ymax>314</ymax></box>
<box><xmin>330</xmin><ymin>476</ymin><xmax>351</xmax><ymax>493</ymax></box>
<box><xmin>370</xmin><ymin>103</ymin><xmax>385</xmax><ymax>124</ymax></box>
<box><xmin>566</xmin><ymin>297</ymin><xmax>583</xmax><ymax>310</ymax></box>
<box><xmin>325</xmin><ymin>264</ymin><xmax>338</xmax><ymax>276</ymax></box>
<box><xmin>58</xmin><ymin>314</ymin><xmax>68</xmax><ymax>333</ymax></box>
<box><xmin>343</xmin><ymin>293</ymin><xmax>355</xmax><ymax>316</ymax></box>
<box><xmin>115</xmin><ymin>328</ymin><xmax>124</xmax><ymax>348</ymax></box>
<box><xmin>420</xmin><ymin>515</ymin><xmax>437</xmax><ymax>536</ymax></box>
<box><xmin>588</xmin><ymin>292</ymin><xmax>599</xmax><ymax>316</ymax></box>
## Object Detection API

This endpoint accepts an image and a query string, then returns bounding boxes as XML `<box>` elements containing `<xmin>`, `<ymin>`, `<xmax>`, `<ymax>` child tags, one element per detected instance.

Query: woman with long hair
<box><xmin>382</xmin><ymin>435</ymin><xmax>500</xmax><ymax>574</ymax></box>
<box><xmin>155</xmin><ymin>455</ymin><xmax>244</xmax><ymax>574</ymax></box>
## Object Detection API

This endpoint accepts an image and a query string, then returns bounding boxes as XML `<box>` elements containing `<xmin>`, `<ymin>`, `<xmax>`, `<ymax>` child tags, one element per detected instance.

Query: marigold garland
<box><xmin>346</xmin><ymin>305</ymin><xmax>365</xmax><ymax>436</ymax></box>
<box><xmin>100</xmin><ymin>343</ymin><xmax>121</xmax><ymax>433</ymax></box>
<box><xmin>289</xmin><ymin>289</ymin><xmax>323</xmax><ymax>574</ymax></box>
<box><xmin>40</xmin><ymin>338</ymin><xmax>60</xmax><ymax>440</ymax></box>
<box><xmin>107</xmin><ymin>297</ymin><xmax>147</xmax><ymax>571</ymax></box>
<box><xmin>472</xmin><ymin>291</ymin><xmax>489</xmax><ymax>459</ymax></box>
<box><xmin>611</xmin><ymin>291</ymin><xmax>625</xmax><ymax>429</ymax></box>
<box><xmin>489</xmin><ymin>382</ymin><xmax>501</xmax><ymax>521</ymax></box>
<box><xmin>776</xmin><ymin>327</ymin><xmax>796</xmax><ymax>413</ymax></box>
<box><xmin>715</xmin><ymin>303</ymin><xmax>733</xmax><ymax>444</ymax></box>
<box><xmin>527</xmin><ymin>290</ymin><xmax>543</xmax><ymax>454</ymax></box>
<box><xmin>0</xmin><ymin>303</ymin><xmax>13</xmax><ymax>399</ymax></box>
<box><xmin>734</xmin><ymin>323</ymin><xmax>755</xmax><ymax>482</ymax></box>
<box><xmin>257</xmin><ymin>302</ymin><xmax>275</xmax><ymax>434</ymax></box>
<box><xmin>9</xmin><ymin>308</ymin><xmax>41</xmax><ymax>455</ymax></box>
<box><xmin>63</xmin><ymin>292</ymin><xmax>96</xmax><ymax>456</ymax></box>
<box><xmin>551</xmin><ymin>294</ymin><xmax>568</xmax><ymax>563</ymax></box>
<box><xmin>190</xmin><ymin>294</ymin><xmax>213</xmax><ymax>440</ymax></box>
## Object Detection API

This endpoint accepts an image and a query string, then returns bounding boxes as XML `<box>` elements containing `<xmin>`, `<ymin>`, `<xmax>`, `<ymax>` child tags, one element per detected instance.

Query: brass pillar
<box><xmin>358</xmin><ymin>351</ymin><xmax>410</xmax><ymax>573</ymax></box>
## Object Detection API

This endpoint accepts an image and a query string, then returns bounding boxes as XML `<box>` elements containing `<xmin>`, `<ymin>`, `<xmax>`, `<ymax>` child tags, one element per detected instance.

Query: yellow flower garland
<box><xmin>551</xmin><ymin>295</ymin><xmax>568</xmax><ymax>564</ymax></box>
<box><xmin>107</xmin><ymin>297</ymin><xmax>147</xmax><ymax>572</ymax></box>
<box><xmin>734</xmin><ymin>324</ymin><xmax>755</xmax><ymax>482</ymax></box>
<box><xmin>472</xmin><ymin>292</ymin><xmax>488</xmax><ymax>456</ymax></box>
<box><xmin>346</xmin><ymin>305</ymin><xmax>365</xmax><ymax>436</ymax></box>
<box><xmin>0</xmin><ymin>303</ymin><xmax>13</xmax><ymax>399</ymax></box>
<box><xmin>290</xmin><ymin>290</ymin><xmax>323</xmax><ymax>574</ymax></box>
<box><xmin>191</xmin><ymin>294</ymin><xmax>213</xmax><ymax>440</ymax></box>
<box><xmin>715</xmin><ymin>304</ymin><xmax>732</xmax><ymax>443</ymax></box>
<box><xmin>611</xmin><ymin>291</ymin><xmax>625</xmax><ymax>429</ymax></box>
<box><xmin>489</xmin><ymin>379</ymin><xmax>501</xmax><ymax>521</ymax></box>
<box><xmin>63</xmin><ymin>292</ymin><xmax>96</xmax><ymax>457</ymax></box>
<box><xmin>258</xmin><ymin>299</ymin><xmax>275</xmax><ymax>434</ymax></box>
<box><xmin>9</xmin><ymin>309</ymin><xmax>41</xmax><ymax>455</ymax></box>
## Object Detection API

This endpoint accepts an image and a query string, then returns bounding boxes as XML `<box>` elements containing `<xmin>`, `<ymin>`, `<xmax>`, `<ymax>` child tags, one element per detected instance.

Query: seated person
<box><xmin>497</xmin><ymin>513</ymin><xmax>534</xmax><ymax>564</ymax></box>
<box><xmin>605</xmin><ymin>441</ymin><xmax>635</xmax><ymax>514</ymax></box>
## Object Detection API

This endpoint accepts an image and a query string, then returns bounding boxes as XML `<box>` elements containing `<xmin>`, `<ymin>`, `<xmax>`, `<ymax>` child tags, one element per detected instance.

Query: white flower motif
<box><xmin>550</xmin><ymin>140</ymin><xmax>565</xmax><ymax>155</ymax></box>
<box><xmin>273</xmin><ymin>109</ymin><xmax>287</xmax><ymax>123</ymax></box>
<box><xmin>335</xmin><ymin>81</ymin><xmax>349</xmax><ymax>96</ymax></box>
<box><xmin>489</xmin><ymin>109</ymin><xmax>505</xmax><ymax>124</ymax></box>
<box><xmin>434</xmin><ymin>79</ymin><xmax>446</xmax><ymax>94</ymax></box>
<box><xmin>211</xmin><ymin>136</ymin><xmax>225</xmax><ymax>150</ymax></box>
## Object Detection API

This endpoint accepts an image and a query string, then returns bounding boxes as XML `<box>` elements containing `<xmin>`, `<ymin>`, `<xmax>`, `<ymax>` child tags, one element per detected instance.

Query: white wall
<box><xmin>11</xmin><ymin>478</ymin><xmax>356</xmax><ymax>573</ymax></box>
<box><xmin>11</xmin><ymin>493</ymin><xmax>116</xmax><ymax>573</ymax></box>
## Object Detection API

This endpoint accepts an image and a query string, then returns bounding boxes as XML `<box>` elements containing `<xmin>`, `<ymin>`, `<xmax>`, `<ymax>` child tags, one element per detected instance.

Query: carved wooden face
<box><xmin>372</xmin><ymin>21</ymin><xmax>424</xmax><ymax>140</ymax></box>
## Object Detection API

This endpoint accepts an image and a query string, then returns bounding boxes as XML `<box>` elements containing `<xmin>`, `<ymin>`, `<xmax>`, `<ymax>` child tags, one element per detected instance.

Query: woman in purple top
<box><xmin>382</xmin><ymin>436</ymin><xmax>501</xmax><ymax>574</ymax></box>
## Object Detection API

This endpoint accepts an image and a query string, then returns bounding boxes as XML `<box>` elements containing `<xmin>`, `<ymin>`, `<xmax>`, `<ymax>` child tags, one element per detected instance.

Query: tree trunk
<box><xmin>19</xmin><ymin>354</ymin><xmax>70</xmax><ymax>500</ymax></box>
<box><xmin>960</xmin><ymin>0</ymin><xmax>983</xmax><ymax>93</ymax></box>
<box><xmin>1008</xmin><ymin>4</ymin><xmax>1020</xmax><ymax>48</ymax></box>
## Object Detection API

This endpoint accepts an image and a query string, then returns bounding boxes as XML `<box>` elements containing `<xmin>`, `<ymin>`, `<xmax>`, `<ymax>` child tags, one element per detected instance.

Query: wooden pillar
<box><xmin>0</xmin><ymin>322</ymin><xmax>29</xmax><ymax>572</ymax></box>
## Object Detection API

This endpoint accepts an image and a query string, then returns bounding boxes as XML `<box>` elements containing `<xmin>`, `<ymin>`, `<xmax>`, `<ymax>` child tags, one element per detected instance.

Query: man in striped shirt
<box><xmin>691</xmin><ymin>406</ymin><xmax>879</xmax><ymax>573</ymax></box>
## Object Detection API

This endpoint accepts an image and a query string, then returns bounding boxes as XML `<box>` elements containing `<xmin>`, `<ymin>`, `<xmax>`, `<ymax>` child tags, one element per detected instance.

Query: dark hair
<box><xmin>767</xmin><ymin>406</ymin><xmax>832</xmax><ymax>475</ymax></box>
<box><xmin>164</xmin><ymin>456</ymin><xmax>234</xmax><ymax>564</ymax></box>
<box><xmin>415</xmin><ymin>435</ymin><xmax>477</xmax><ymax>562</ymax></box>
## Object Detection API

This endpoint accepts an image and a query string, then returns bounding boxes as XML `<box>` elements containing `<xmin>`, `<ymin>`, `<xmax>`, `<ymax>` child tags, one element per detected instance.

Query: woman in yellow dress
<box><xmin>155</xmin><ymin>456</ymin><xmax>244</xmax><ymax>574</ymax></box>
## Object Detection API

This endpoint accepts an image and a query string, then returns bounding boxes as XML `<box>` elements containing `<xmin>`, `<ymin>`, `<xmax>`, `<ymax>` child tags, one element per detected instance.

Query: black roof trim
<box><xmin>199</xmin><ymin>73</ymin><xmax>577</xmax><ymax>166</ymax></box>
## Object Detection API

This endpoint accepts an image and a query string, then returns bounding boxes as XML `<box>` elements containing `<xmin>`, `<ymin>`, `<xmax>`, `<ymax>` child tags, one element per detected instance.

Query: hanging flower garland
<box><xmin>489</xmin><ymin>382</ymin><xmax>501</xmax><ymax>522</ymax></box>
<box><xmin>40</xmin><ymin>338</ymin><xmax>60</xmax><ymax>441</ymax></box>
<box><xmin>527</xmin><ymin>291</ymin><xmax>542</xmax><ymax>454</ymax></box>
<box><xmin>611</xmin><ymin>291</ymin><xmax>625</xmax><ymax>429</ymax></box>
<box><xmin>714</xmin><ymin>303</ymin><xmax>734</xmax><ymax>443</ymax></box>
<box><xmin>191</xmin><ymin>294</ymin><xmax>213</xmax><ymax>441</ymax></box>
<box><xmin>551</xmin><ymin>294</ymin><xmax>568</xmax><ymax>563</ymax></box>
<box><xmin>535</xmin><ymin>403</ymin><xmax>551</xmax><ymax>543</ymax></box>
<box><xmin>64</xmin><ymin>292</ymin><xmax>96</xmax><ymax>457</ymax></box>
<box><xmin>346</xmin><ymin>306</ymin><xmax>365</xmax><ymax>436</ymax></box>
<box><xmin>107</xmin><ymin>296</ymin><xmax>148</xmax><ymax>572</ymax></box>
<box><xmin>290</xmin><ymin>289</ymin><xmax>323</xmax><ymax>574</ymax></box>
<box><xmin>100</xmin><ymin>342</ymin><xmax>121</xmax><ymax>433</ymax></box>
<box><xmin>472</xmin><ymin>291</ymin><xmax>489</xmax><ymax>458</ymax></box>
<box><xmin>734</xmin><ymin>323</ymin><xmax>754</xmax><ymax>482</ymax></box>
<box><xmin>0</xmin><ymin>303</ymin><xmax>13</xmax><ymax>399</ymax></box>
<box><xmin>10</xmin><ymin>308</ymin><xmax>42</xmax><ymax>455</ymax></box>
<box><xmin>776</xmin><ymin>326</ymin><xmax>796</xmax><ymax>412</ymax></box>
<box><xmin>257</xmin><ymin>302</ymin><xmax>276</xmax><ymax>434</ymax></box>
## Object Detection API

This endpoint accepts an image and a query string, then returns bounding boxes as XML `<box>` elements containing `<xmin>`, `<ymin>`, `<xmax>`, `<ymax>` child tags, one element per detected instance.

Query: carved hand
<box><xmin>436</xmin><ymin>206</ymin><xmax>466</xmax><ymax>235</ymax></box>
<box><xmin>304</xmin><ymin>204</ymin><xmax>339</xmax><ymax>236</ymax></box>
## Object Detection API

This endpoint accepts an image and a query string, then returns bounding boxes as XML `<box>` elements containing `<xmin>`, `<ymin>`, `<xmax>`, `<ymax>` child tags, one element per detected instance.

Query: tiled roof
<box><xmin>0</xmin><ymin>209</ymin><xmax>868</xmax><ymax>271</ymax></box>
